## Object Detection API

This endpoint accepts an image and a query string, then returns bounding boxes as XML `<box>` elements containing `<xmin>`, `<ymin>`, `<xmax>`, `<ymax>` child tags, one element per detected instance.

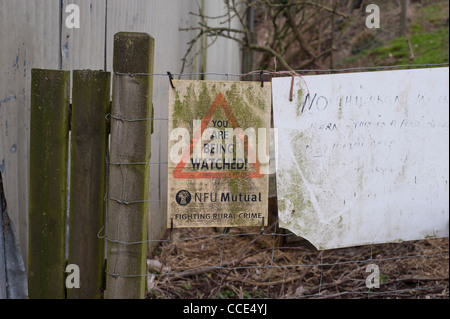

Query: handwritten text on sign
<box><xmin>167</xmin><ymin>80</ymin><xmax>272</xmax><ymax>228</ymax></box>
<box><xmin>272</xmin><ymin>68</ymin><xmax>449</xmax><ymax>249</ymax></box>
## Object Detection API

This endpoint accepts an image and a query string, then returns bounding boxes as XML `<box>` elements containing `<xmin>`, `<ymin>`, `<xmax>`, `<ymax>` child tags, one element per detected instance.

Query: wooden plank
<box><xmin>105</xmin><ymin>32</ymin><xmax>154</xmax><ymax>299</ymax></box>
<box><xmin>67</xmin><ymin>70</ymin><xmax>110</xmax><ymax>299</ymax></box>
<box><xmin>28</xmin><ymin>69</ymin><xmax>70</xmax><ymax>299</ymax></box>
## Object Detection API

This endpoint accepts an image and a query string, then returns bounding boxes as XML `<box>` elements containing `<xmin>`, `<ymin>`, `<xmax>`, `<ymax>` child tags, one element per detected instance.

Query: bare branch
<box><xmin>179</xmin><ymin>0</ymin><xmax>354</xmax><ymax>72</ymax></box>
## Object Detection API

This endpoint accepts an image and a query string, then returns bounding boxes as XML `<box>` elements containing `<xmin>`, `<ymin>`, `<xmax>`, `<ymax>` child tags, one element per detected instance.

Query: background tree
<box><xmin>181</xmin><ymin>0</ymin><xmax>447</xmax><ymax>73</ymax></box>
<box><xmin>180</xmin><ymin>0</ymin><xmax>365</xmax><ymax>73</ymax></box>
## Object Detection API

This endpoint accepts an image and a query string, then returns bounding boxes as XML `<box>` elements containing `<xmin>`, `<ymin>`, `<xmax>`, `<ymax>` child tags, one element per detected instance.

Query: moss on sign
<box><xmin>167</xmin><ymin>80</ymin><xmax>272</xmax><ymax>228</ymax></box>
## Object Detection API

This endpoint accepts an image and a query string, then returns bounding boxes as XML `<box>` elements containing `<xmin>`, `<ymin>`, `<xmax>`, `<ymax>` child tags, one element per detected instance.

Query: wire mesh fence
<box><xmin>104</xmin><ymin>63</ymin><xmax>449</xmax><ymax>299</ymax></box>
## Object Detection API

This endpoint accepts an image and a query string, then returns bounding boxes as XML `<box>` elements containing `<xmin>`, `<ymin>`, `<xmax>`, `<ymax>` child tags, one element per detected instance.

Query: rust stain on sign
<box><xmin>167</xmin><ymin>80</ymin><xmax>272</xmax><ymax>228</ymax></box>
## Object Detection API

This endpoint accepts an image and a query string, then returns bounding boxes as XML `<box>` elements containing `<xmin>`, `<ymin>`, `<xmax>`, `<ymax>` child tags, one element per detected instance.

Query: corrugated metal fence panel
<box><xmin>0</xmin><ymin>0</ymin><xmax>61</xmax><ymax>269</ymax></box>
<box><xmin>204</xmin><ymin>0</ymin><xmax>243</xmax><ymax>79</ymax></box>
<box><xmin>61</xmin><ymin>0</ymin><xmax>107</xmax><ymax>70</ymax></box>
<box><xmin>0</xmin><ymin>0</ymin><xmax>242</xmax><ymax>268</ymax></box>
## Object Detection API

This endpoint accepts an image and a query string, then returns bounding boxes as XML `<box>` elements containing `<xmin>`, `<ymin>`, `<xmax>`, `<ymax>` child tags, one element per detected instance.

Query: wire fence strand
<box><xmin>112</xmin><ymin>62</ymin><xmax>449</xmax><ymax>78</ymax></box>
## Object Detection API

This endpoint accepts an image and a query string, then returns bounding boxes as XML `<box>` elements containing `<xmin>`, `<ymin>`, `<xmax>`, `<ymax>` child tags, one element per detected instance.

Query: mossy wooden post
<box><xmin>29</xmin><ymin>69</ymin><xmax>70</xmax><ymax>299</ymax></box>
<box><xmin>105</xmin><ymin>32</ymin><xmax>154</xmax><ymax>299</ymax></box>
<box><xmin>67</xmin><ymin>70</ymin><xmax>111</xmax><ymax>299</ymax></box>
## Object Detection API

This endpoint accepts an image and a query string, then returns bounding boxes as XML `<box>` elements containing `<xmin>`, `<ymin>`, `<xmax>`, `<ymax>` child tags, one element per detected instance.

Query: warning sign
<box><xmin>167</xmin><ymin>80</ymin><xmax>272</xmax><ymax>228</ymax></box>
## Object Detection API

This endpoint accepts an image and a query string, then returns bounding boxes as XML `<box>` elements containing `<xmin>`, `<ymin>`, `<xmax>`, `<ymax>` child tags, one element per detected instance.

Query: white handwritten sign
<box><xmin>272</xmin><ymin>68</ymin><xmax>449</xmax><ymax>249</ymax></box>
<box><xmin>167</xmin><ymin>80</ymin><xmax>272</xmax><ymax>228</ymax></box>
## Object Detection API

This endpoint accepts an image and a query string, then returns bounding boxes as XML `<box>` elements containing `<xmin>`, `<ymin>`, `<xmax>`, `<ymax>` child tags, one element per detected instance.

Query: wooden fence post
<box><xmin>67</xmin><ymin>70</ymin><xmax>111</xmax><ymax>299</ymax></box>
<box><xmin>105</xmin><ymin>32</ymin><xmax>154</xmax><ymax>299</ymax></box>
<box><xmin>29</xmin><ymin>69</ymin><xmax>70</xmax><ymax>299</ymax></box>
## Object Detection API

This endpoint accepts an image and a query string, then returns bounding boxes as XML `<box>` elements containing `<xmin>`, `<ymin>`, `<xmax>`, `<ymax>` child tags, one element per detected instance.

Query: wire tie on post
<box><xmin>260</xmin><ymin>70</ymin><xmax>264</xmax><ymax>87</ymax></box>
<box><xmin>167</xmin><ymin>71</ymin><xmax>175</xmax><ymax>89</ymax></box>
<box><xmin>97</xmin><ymin>226</ymin><xmax>106</xmax><ymax>239</ymax></box>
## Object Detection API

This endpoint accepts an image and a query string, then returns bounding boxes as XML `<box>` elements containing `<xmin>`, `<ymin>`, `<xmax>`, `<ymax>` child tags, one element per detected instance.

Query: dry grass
<box><xmin>146</xmin><ymin>226</ymin><xmax>448</xmax><ymax>299</ymax></box>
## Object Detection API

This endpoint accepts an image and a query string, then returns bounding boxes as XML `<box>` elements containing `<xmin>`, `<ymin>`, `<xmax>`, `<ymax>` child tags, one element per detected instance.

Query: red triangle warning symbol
<box><xmin>172</xmin><ymin>92</ymin><xmax>265</xmax><ymax>179</ymax></box>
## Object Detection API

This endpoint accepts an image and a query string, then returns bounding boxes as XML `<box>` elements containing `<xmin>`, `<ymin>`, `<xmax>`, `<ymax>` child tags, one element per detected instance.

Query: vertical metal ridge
<box><xmin>58</xmin><ymin>0</ymin><xmax>63</xmax><ymax>70</ymax></box>
<box><xmin>104</xmin><ymin>0</ymin><xmax>108</xmax><ymax>71</ymax></box>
